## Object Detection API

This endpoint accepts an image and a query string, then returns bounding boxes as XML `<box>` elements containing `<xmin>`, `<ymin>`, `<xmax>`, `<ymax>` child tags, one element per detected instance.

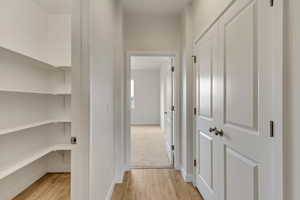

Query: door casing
<box><xmin>124</xmin><ymin>51</ymin><xmax>181</xmax><ymax>171</ymax></box>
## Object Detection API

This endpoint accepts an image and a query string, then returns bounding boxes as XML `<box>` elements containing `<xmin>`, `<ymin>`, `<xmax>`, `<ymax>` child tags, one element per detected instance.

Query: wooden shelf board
<box><xmin>0</xmin><ymin>120</ymin><xmax>72</xmax><ymax>136</ymax></box>
<box><xmin>0</xmin><ymin>89</ymin><xmax>71</xmax><ymax>96</ymax></box>
<box><xmin>0</xmin><ymin>46</ymin><xmax>71</xmax><ymax>70</ymax></box>
<box><xmin>0</xmin><ymin>144</ymin><xmax>72</xmax><ymax>180</ymax></box>
<box><xmin>56</xmin><ymin>66</ymin><xmax>72</xmax><ymax>70</ymax></box>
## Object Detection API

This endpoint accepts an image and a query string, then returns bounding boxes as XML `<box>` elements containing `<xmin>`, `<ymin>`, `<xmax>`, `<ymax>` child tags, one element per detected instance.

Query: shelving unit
<box><xmin>0</xmin><ymin>1</ymin><xmax>72</xmax><ymax>199</ymax></box>
<box><xmin>0</xmin><ymin>144</ymin><xmax>72</xmax><ymax>180</ymax></box>
<box><xmin>0</xmin><ymin>46</ymin><xmax>71</xmax><ymax>70</ymax></box>
<box><xmin>0</xmin><ymin>120</ymin><xmax>71</xmax><ymax>136</ymax></box>
<box><xmin>0</xmin><ymin>89</ymin><xmax>71</xmax><ymax>96</ymax></box>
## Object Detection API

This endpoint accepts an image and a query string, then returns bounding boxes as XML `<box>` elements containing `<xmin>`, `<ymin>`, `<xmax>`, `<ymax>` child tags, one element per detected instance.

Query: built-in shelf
<box><xmin>0</xmin><ymin>144</ymin><xmax>72</xmax><ymax>180</ymax></box>
<box><xmin>0</xmin><ymin>120</ymin><xmax>72</xmax><ymax>136</ymax></box>
<box><xmin>0</xmin><ymin>46</ymin><xmax>71</xmax><ymax>70</ymax></box>
<box><xmin>0</xmin><ymin>89</ymin><xmax>71</xmax><ymax>96</ymax></box>
<box><xmin>56</xmin><ymin>66</ymin><xmax>72</xmax><ymax>70</ymax></box>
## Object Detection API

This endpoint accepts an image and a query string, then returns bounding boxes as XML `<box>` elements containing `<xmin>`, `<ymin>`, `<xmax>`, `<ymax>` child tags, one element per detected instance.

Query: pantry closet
<box><xmin>0</xmin><ymin>0</ymin><xmax>72</xmax><ymax>199</ymax></box>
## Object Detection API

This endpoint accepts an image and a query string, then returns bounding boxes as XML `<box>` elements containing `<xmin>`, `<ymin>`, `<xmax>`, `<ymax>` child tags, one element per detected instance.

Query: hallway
<box><xmin>112</xmin><ymin>169</ymin><xmax>203</xmax><ymax>200</ymax></box>
<box><xmin>131</xmin><ymin>126</ymin><xmax>171</xmax><ymax>168</ymax></box>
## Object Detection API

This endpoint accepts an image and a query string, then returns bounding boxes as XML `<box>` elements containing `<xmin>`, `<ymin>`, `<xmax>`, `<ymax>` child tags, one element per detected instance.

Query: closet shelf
<box><xmin>0</xmin><ymin>46</ymin><xmax>71</xmax><ymax>70</ymax></box>
<box><xmin>56</xmin><ymin>66</ymin><xmax>72</xmax><ymax>70</ymax></box>
<box><xmin>0</xmin><ymin>120</ymin><xmax>72</xmax><ymax>136</ymax></box>
<box><xmin>0</xmin><ymin>89</ymin><xmax>71</xmax><ymax>95</ymax></box>
<box><xmin>0</xmin><ymin>144</ymin><xmax>72</xmax><ymax>180</ymax></box>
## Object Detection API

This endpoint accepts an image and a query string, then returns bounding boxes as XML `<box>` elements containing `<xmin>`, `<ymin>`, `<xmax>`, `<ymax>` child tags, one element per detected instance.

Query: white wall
<box><xmin>131</xmin><ymin>69</ymin><xmax>160</xmax><ymax>125</ymax></box>
<box><xmin>71</xmin><ymin>0</ymin><xmax>91</xmax><ymax>199</ymax></box>
<box><xmin>114</xmin><ymin>0</ymin><xmax>126</xmax><ymax>184</ymax></box>
<box><xmin>124</xmin><ymin>14</ymin><xmax>181</xmax><ymax>51</ymax></box>
<box><xmin>192</xmin><ymin>0</ymin><xmax>232</xmax><ymax>39</ymax></box>
<box><xmin>0</xmin><ymin>0</ymin><xmax>71</xmax><ymax>67</ymax></box>
<box><xmin>89</xmin><ymin>0</ymin><xmax>122</xmax><ymax>199</ymax></box>
<box><xmin>0</xmin><ymin>0</ymin><xmax>48</xmax><ymax>62</ymax></box>
<box><xmin>71</xmin><ymin>1</ymin><xmax>124</xmax><ymax>199</ymax></box>
<box><xmin>180</xmin><ymin>4</ymin><xmax>194</xmax><ymax>181</ymax></box>
<box><xmin>47</xmin><ymin>14</ymin><xmax>71</xmax><ymax>66</ymax></box>
<box><xmin>285</xmin><ymin>0</ymin><xmax>300</xmax><ymax>199</ymax></box>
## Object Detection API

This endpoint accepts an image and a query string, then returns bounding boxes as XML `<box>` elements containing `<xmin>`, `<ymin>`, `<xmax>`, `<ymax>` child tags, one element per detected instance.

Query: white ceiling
<box><xmin>123</xmin><ymin>0</ymin><xmax>192</xmax><ymax>15</ymax></box>
<box><xmin>131</xmin><ymin>56</ymin><xmax>171</xmax><ymax>70</ymax></box>
<box><xmin>33</xmin><ymin>0</ymin><xmax>72</xmax><ymax>14</ymax></box>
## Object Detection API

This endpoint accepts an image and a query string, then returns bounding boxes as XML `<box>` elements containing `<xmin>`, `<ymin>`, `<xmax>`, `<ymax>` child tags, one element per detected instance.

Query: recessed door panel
<box><xmin>226</xmin><ymin>147</ymin><xmax>258</xmax><ymax>200</ymax></box>
<box><xmin>198</xmin><ymin>44</ymin><xmax>213</xmax><ymax>119</ymax></box>
<box><xmin>224</xmin><ymin>2</ymin><xmax>258</xmax><ymax>131</ymax></box>
<box><xmin>199</xmin><ymin>132</ymin><xmax>213</xmax><ymax>189</ymax></box>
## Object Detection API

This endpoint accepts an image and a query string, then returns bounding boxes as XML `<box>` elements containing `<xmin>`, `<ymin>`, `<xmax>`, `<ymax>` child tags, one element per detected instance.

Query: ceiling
<box><xmin>131</xmin><ymin>56</ymin><xmax>171</xmax><ymax>70</ymax></box>
<box><xmin>33</xmin><ymin>0</ymin><xmax>72</xmax><ymax>14</ymax></box>
<box><xmin>123</xmin><ymin>0</ymin><xmax>192</xmax><ymax>15</ymax></box>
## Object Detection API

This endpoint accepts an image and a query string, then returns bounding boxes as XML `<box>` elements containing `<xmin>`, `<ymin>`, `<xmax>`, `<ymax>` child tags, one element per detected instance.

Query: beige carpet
<box><xmin>131</xmin><ymin>126</ymin><xmax>171</xmax><ymax>168</ymax></box>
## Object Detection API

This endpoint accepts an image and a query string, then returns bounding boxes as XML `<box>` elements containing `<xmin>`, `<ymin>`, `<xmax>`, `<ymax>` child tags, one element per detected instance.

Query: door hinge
<box><xmin>192</xmin><ymin>56</ymin><xmax>197</xmax><ymax>64</ymax></box>
<box><xmin>171</xmin><ymin>66</ymin><xmax>175</xmax><ymax>72</ymax></box>
<box><xmin>71</xmin><ymin>137</ymin><xmax>77</xmax><ymax>144</ymax></box>
<box><xmin>194</xmin><ymin>107</ymin><xmax>197</xmax><ymax>116</ymax></box>
<box><xmin>171</xmin><ymin>105</ymin><xmax>175</xmax><ymax>111</ymax></box>
<box><xmin>270</xmin><ymin>0</ymin><xmax>274</xmax><ymax>7</ymax></box>
<box><xmin>270</xmin><ymin>121</ymin><xmax>274</xmax><ymax>137</ymax></box>
<box><xmin>171</xmin><ymin>145</ymin><xmax>175</xmax><ymax>151</ymax></box>
<box><xmin>194</xmin><ymin>159</ymin><xmax>197</xmax><ymax>167</ymax></box>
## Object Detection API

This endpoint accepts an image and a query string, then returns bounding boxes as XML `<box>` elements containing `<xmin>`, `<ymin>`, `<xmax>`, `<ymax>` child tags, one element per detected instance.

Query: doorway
<box><xmin>126</xmin><ymin>54</ymin><xmax>177</xmax><ymax>169</ymax></box>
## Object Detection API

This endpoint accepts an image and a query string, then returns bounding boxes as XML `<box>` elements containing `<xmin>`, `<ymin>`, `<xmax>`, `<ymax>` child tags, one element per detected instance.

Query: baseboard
<box><xmin>180</xmin><ymin>168</ymin><xmax>193</xmax><ymax>182</ymax></box>
<box><xmin>114</xmin><ymin>168</ymin><xmax>126</xmax><ymax>184</ymax></box>
<box><xmin>105</xmin><ymin>180</ymin><xmax>116</xmax><ymax>200</ymax></box>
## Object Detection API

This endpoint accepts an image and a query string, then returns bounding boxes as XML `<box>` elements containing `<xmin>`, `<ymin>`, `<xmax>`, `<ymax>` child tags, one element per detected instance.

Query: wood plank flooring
<box><xmin>12</xmin><ymin>170</ymin><xmax>202</xmax><ymax>200</ymax></box>
<box><xmin>112</xmin><ymin>169</ymin><xmax>203</xmax><ymax>200</ymax></box>
<box><xmin>13</xmin><ymin>173</ymin><xmax>70</xmax><ymax>200</ymax></box>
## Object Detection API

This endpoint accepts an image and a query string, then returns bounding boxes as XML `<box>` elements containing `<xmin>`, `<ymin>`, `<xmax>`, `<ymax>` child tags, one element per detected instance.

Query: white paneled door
<box><xmin>194</xmin><ymin>0</ymin><xmax>281</xmax><ymax>200</ymax></box>
<box><xmin>194</xmin><ymin>26</ymin><xmax>219</xmax><ymax>200</ymax></box>
<box><xmin>164</xmin><ymin>59</ymin><xmax>175</xmax><ymax>166</ymax></box>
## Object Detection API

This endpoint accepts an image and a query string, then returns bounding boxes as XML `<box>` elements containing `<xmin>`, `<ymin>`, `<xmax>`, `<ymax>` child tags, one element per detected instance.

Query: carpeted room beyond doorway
<box><xmin>131</xmin><ymin>126</ymin><xmax>171</xmax><ymax>168</ymax></box>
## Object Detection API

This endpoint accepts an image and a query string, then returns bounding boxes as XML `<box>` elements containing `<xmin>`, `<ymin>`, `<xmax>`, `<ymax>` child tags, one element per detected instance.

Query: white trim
<box><xmin>124</xmin><ymin>51</ymin><xmax>181</xmax><ymax>170</ymax></box>
<box><xmin>106</xmin><ymin>168</ymin><xmax>125</xmax><ymax>200</ymax></box>
<box><xmin>180</xmin><ymin>168</ymin><xmax>193</xmax><ymax>182</ymax></box>
<box><xmin>164</xmin><ymin>133</ymin><xmax>172</xmax><ymax>163</ymax></box>
<box><xmin>114</xmin><ymin>168</ymin><xmax>125</xmax><ymax>184</ymax></box>
<box><xmin>272</xmin><ymin>0</ymin><xmax>284</xmax><ymax>199</ymax></box>
<box><xmin>105</xmin><ymin>181</ymin><xmax>116</xmax><ymax>200</ymax></box>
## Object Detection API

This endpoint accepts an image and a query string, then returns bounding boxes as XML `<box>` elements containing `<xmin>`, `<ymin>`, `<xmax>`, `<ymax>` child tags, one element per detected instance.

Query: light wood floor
<box><xmin>112</xmin><ymin>169</ymin><xmax>203</xmax><ymax>200</ymax></box>
<box><xmin>12</xmin><ymin>170</ymin><xmax>202</xmax><ymax>200</ymax></box>
<box><xmin>13</xmin><ymin>173</ymin><xmax>70</xmax><ymax>200</ymax></box>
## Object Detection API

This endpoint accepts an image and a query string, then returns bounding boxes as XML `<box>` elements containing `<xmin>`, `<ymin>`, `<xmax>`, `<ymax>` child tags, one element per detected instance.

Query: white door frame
<box><xmin>124</xmin><ymin>51</ymin><xmax>181</xmax><ymax>171</ymax></box>
<box><xmin>191</xmin><ymin>1</ymin><xmax>284</xmax><ymax>200</ymax></box>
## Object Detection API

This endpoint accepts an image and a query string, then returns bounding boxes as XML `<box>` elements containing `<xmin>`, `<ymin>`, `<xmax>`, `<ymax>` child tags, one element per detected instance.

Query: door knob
<box><xmin>215</xmin><ymin>129</ymin><xmax>224</xmax><ymax>137</ymax></box>
<box><xmin>209</xmin><ymin>127</ymin><xmax>217</xmax><ymax>133</ymax></box>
